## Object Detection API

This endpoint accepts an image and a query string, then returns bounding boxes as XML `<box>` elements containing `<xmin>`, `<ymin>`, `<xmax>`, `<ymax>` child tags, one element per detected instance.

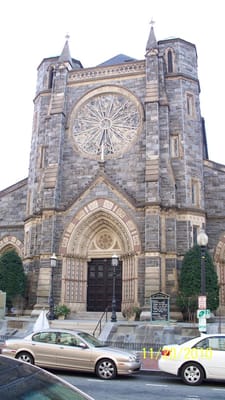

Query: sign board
<box><xmin>198</xmin><ymin>317</ymin><xmax>207</xmax><ymax>332</ymax></box>
<box><xmin>150</xmin><ymin>292</ymin><xmax>170</xmax><ymax>322</ymax></box>
<box><xmin>198</xmin><ymin>295</ymin><xmax>207</xmax><ymax>309</ymax></box>
<box><xmin>197</xmin><ymin>309</ymin><xmax>210</xmax><ymax>319</ymax></box>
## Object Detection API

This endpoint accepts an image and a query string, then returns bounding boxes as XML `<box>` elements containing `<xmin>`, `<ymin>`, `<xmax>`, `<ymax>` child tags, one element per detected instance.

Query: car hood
<box><xmin>92</xmin><ymin>346</ymin><xmax>136</xmax><ymax>357</ymax></box>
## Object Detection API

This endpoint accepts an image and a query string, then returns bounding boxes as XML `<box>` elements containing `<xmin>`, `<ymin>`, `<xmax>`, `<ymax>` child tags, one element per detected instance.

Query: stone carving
<box><xmin>72</xmin><ymin>92</ymin><xmax>141</xmax><ymax>158</ymax></box>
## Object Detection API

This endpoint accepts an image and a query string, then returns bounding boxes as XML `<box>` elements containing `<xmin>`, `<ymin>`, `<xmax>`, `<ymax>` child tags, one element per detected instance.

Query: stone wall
<box><xmin>0</xmin><ymin>179</ymin><xmax>27</xmax><ymax>247</ymax></box>
<box><xmin>204</xmin><ymin>160</ymin><xmax>225</xmax><ymax>248</ymax></box>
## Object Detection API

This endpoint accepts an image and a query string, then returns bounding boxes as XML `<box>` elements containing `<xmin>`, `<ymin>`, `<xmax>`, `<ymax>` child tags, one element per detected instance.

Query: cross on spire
<box><xmin>146</xmin><ymin>18</ymin><xmax>157</xmax><ymax>51</ymax></box>
<box><xmin>150</xmin><ymin>18</ymin><xmax>155</xmax><ymax>27</ymax></box>
<box><xmin>58</xmin><ymin>33</ymin><xmax>73</xmax><ymax>65</ymax></box>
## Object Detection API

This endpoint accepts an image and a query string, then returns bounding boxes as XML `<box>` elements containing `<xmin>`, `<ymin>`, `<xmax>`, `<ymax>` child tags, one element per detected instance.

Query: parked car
<box><xmin>0</xmin><ymin>354</ymin><xmax>94</xmax><ymax>400</ymax></box>
<box><xmin>1</xmin><ymin>328</ymin><xmax>141</xmax><ymax>379</ymax></box>
<box><xmin>158</xmin><ymin>333</ymin><xmax>225</xmax><ymax>385</ymax></box>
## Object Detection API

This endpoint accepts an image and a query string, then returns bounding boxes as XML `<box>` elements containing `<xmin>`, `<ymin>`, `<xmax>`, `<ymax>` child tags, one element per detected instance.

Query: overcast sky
<box><xmin>0</xmin><ymin>0</ymin><xmax>224</xmax><ymax>190</ymax></box>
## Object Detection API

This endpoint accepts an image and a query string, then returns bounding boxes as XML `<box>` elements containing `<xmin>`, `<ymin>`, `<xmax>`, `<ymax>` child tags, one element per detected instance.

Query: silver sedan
<box><xmin>2</xmin><ymin>328</ymin><xmax>141</xmax><ymax>380</ymax></box>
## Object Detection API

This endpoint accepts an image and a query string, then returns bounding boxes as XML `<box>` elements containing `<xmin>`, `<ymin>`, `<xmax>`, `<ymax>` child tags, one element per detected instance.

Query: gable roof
<box><xmin>97</xmin><ymin>54</ymin><xmax>137</xmax><ymax>66</ymax></box>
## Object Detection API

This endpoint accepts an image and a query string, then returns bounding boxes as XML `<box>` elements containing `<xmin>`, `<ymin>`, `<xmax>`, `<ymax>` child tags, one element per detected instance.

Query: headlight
<box><xmin>128</xmin><ymin>355</ymin><xmax>137</xmax><ymax>361</ymax></box>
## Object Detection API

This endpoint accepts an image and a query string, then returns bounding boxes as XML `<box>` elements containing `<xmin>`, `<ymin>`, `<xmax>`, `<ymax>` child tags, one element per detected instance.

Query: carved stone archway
<box><xmin>60</xmin><ymin>198</ymin><xmax>141</xmax><ymax>312</ymax></box>
<box><xmin>0</xmin><ymin>235</ymin><xmax>24</xmax><ymax>258</ymax></box>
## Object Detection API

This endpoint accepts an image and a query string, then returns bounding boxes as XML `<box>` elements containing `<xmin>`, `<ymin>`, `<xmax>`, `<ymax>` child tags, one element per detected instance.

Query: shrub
<box><xmin>122</xmin><ymin>304</ymin><xmax>141</xmax><ymax>320</ymax></box>
<box><xmin>177</xmin><ymin>245</ymin><xmax>219</xmax><ymax>321</ymax></box>
<box><xmin>0</xmin><ymin>250</ymin><xmax>27</xmax><ymax>311</ymax></box>
<box><xmin>55</xmin><ymin>304</ymin><xmax>71</xmax><ymax>319</ymax></box>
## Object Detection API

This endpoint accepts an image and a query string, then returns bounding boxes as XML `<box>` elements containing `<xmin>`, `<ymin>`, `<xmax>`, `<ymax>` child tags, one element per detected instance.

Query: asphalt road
<box><xmin>54</xmin><ymin>370</ymin><xmax>225</xmax><ymax>400</ymax></box>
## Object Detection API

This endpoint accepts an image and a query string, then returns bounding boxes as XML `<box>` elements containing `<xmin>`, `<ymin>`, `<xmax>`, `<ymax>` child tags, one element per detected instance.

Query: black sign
<box><xmin>150</xmin><ymin>292</ymin><xmax>170</xmax><ymax>321</ymax></box>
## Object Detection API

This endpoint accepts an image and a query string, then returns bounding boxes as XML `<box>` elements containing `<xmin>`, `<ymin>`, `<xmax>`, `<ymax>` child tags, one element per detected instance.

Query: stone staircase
<box><xmin>50</xmin><ymin>311</ymin><xmax>124</xmax><ymax>336</ymax></box>
<box><xmin>0</xmin><ymin>311</ymin><xmax>125</xmax><ymax>340</ymax></box>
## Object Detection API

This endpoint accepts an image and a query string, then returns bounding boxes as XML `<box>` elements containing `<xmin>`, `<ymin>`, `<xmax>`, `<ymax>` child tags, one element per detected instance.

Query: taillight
<box><xmin>161</xmin><ymin>349</ymin><xmax>171</xmax><ymax>356</ymax></box>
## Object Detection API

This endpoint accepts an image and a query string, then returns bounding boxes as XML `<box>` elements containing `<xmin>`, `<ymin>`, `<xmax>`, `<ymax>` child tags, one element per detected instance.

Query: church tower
<box><xmin>23</xmin><ymin>25</ymin><xmax>208</xmax><ymax>315</ymax></box>
<box><xmin>24</xmin><ymin>37</ymin><xmax>83</xmax><ymax>306</ymax></box>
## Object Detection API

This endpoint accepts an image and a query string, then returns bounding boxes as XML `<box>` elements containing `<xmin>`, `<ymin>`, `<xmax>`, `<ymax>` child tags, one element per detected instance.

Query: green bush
<box><xmin>55</xmin><ymin>304</ymin><xmax>71</xmax><ymax>318</ymax></box>
<box><xmin>177</xmin><ymin>245</ymin><xmax>219</xmax><ymax>320</ymax></box>
<box><xmin>0</xmin><ymin>250</ymin><xmax>27</xmax><ymax>311</ymax></box>
<box><xmin>122</xmin><ymin>304</ymin><xmax>141</xmax><ymax>320</ymax></box>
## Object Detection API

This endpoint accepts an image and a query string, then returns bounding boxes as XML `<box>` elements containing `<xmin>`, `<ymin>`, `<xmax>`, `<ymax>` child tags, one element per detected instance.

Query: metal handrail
<box><xmin>92</xmin><ymin>307</ymin><xmax>108</xmax><ymax>337</ymax></box>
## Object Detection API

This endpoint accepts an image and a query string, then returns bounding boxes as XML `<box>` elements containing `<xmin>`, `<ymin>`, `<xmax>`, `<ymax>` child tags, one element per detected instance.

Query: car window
<box><xmin>208</xmin><ymin>336</ymin><xmax>225</xmax><ymax>351</ymax></box>
<box><xmin>77</xmin><ymin>331</ymin><xmax>104</xmax><ymax>347</ymax></box>
<box><xmin>194</xmin><ymin>338</ymin><xmax>209</xmax><ymax>349</ymax></box>
<box><xmin>58</xmin><ymin>333</ymin><xmax>78</xmax><ymax>346</ymax></box>
<box><xmin>32</xmin><ymin>332</ymin><xmax>57</xmax><ymax>344</ymax></box>
<box><xmin>194</xmin><ymin>336</ymin><xmax>225</xmax><ymax>351</ymax></box>
<box><xmin>0</xmin><ymin>369</ymin><xmax>90</xmax><ymax>400</ymax></box>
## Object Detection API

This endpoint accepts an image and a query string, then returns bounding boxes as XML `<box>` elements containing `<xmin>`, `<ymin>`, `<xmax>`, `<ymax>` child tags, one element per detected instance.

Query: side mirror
<box><xmin>78</xmin><ymin>342</ymin><xmax>88</xmax><ymax>349</ymax></box>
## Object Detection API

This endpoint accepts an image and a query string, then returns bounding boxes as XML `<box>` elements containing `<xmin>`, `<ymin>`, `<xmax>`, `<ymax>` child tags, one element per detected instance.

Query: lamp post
<box><xmin>48</xmin><ymin>253</ymin><xmax>57</xmax><ymax>320</ymax></box>
<box><xmin>111</xmin><ymin>254</ymin><xmax>119</xmax><ymax>323</ymax></box>
<box><xmin>197</xmin><ymin>230</ymin><xmax>208</xmax><ymax>333</ymax></box>
<box><xmin>197</xmin><ymin>230</ymin><xmax>208</xmax><ymax>297</ymax></box>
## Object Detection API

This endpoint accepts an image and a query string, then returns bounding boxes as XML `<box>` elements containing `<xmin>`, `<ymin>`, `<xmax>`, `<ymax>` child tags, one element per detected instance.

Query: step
<box><xmin>50</xmin><ymin>319</ymin><xmax>105</xmax><ymax>336</ymax></box>
<box><xmin>49</xmin><ymin>312</ymin><xmax>125</xmax><ymax>335</ymax></box>
<box><xmin>71</xmin><ymin>311</ymin><xmax>124</xmax><ymax>321</ymax></box>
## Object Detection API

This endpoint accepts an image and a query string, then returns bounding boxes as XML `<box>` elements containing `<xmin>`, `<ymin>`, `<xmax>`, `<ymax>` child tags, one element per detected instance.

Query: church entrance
<box><xmin>87</xmin><ymin>258</ymin><xmax>122</xmax><ymax>312</ymax></box>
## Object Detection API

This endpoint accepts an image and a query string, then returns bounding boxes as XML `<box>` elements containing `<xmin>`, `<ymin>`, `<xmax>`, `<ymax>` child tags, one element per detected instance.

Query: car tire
<box><xmin>16</xmin><ymin>352</ymin><xmax>34</xmax><ymax>364</ymax></box>
<box><xmin>181</xmin><ymin>362</ymin><xmax>204</xmax><ymax>385</ymax></box>
<box><xmin>95</xmin><ymin>358</ymin><xmax>117</xmax><ymax>380</ymax></box>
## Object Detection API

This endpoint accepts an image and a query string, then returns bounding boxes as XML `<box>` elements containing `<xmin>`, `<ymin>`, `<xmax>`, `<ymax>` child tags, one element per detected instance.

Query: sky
<box><xmin>0</xmin><ymin>0</ymin><xmax>224</xmax><ymax>190</ymax></box>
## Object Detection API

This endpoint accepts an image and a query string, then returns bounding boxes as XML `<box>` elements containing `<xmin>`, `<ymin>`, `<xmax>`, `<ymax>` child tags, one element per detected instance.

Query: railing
<box><xmin>102</xmin><ymin>340</ymin><xmax>164</xmax><ymax>352</ymax></box>
<box><xmin>0</xmin><ymin>335</ymin><xmax>8</xmax><ymax>343</ymax></box>
<box><xmin>93</xmin><ymin>308</ymin><xmax>108</xmax><ymax>337</ymax></box>
<box><xmin>0</xmin><ymin>329</ymin><xmax>19</xmax><ymax>343</ymax></box>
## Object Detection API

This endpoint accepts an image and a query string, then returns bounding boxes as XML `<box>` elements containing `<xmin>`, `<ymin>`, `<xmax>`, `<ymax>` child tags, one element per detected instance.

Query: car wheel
<box><xmin>16</xmin><ymin>351</ymin><xmax>34</xmax><ymax>364</ymax></box>
<box><xmin>181</xmin><ymin>362</ymin><xmax>204</xmax><ymax>385</ymax></box>
<box><xmin>95</xmin><ymin>358</ymin><xmax>117</xmax><ymax>380</ymax></box>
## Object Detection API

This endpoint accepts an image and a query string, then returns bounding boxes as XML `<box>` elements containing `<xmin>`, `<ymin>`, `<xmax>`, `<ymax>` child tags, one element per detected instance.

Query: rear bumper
<box><xmin>158</xmin><ymin>357</ymin><xmax>179</xmax><ymax>376</ymax></box>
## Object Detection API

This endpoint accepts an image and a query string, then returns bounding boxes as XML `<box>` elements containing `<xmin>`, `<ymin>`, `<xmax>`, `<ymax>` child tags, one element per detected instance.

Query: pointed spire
<box><xmin>58</xmin><ymin>34</ymin><xmax>73</xmax><ymax>66</ymax></box>
<box><xmin>146</xmin><ymin>19</ymin><xmax>157</xmax><ymax>51</ymax></box>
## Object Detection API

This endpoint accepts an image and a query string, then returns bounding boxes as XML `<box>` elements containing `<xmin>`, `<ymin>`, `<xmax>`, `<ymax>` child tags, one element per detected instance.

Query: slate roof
<box><xmin>97</xmin><ymin>54</ymin><xmax>137</xmax><ymax>66</ymax></box>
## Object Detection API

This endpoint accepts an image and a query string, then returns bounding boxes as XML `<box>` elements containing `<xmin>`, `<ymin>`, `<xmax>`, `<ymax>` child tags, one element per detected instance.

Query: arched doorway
<box><xmin>60</xmin><ymin>199</ymin><xmax>141</xmax><ymax>312</ymax></box>
<box><xmin>87</xmin><ymin>258</ymin><xmax>122</xmax><ymax>311</ymax></box>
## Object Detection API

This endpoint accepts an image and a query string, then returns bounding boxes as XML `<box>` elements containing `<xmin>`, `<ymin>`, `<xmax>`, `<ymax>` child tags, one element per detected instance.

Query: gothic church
<box><xmin>1</xmin><ymin>25</ymin><xmax>225</xmax><ymax>316</ymax></box>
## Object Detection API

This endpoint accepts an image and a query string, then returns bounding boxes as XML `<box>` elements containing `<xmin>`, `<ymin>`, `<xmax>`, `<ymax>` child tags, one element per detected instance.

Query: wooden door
<box><xmin>87</xmin><ymin>258</ymin><xmax>122</xmax><ymax>312</ymax></box>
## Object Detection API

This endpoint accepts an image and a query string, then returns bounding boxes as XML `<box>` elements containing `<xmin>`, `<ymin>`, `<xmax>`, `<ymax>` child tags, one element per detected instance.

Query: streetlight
<box><xmin>197</xmin><ymin>229</ymin><xmax>208</xmax><ymax>333</ymax></box>
<box><xmin>197</xmin><ymin>230</ymin><xmax>208</xmax><ymax>297</ymax></box>
<box><xmin>111</xmin><ymin>254</ymin><xmax>119</xmax><ymax>322</ymax></box>
<box><xmin>48</xmin><ymin>253</ymin><xmax>57</xmax><ymax>320</ymax></box>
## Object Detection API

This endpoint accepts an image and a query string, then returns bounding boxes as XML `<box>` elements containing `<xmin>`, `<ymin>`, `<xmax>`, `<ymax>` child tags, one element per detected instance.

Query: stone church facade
<box><xmin>1</xmin><ymin>25</ymin><xmax>225</xmax><ymax>315</ymax></box>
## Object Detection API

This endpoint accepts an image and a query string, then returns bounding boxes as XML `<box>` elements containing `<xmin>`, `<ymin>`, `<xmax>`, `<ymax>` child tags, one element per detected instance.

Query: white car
<box><xmin>158</xmin><ymin>333</ymin><xmax>225</xmax><ymax>385</ymax></box>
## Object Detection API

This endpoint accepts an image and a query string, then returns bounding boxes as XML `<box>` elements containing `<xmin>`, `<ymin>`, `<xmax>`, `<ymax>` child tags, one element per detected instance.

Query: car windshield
<box><xmin>77</xmin><ymin>331</ymin><xmax>106</xmax><ymax>347</ymax></box>
<box><xmin>0</xmin><ymin>359</ymin><xmax>89</xmax><ymax>400</ymax></box>
<box><xmin>178</xmin><ymin>335</ymin><xmax>201</xmax><ymax>345</ymax></box>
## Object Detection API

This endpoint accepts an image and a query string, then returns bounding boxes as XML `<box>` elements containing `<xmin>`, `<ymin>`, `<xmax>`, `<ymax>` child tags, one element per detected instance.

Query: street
<box><xmin>54</xmin><ymin>370</ymin><xmax>225</xmax><ymax>400</ymax></box>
